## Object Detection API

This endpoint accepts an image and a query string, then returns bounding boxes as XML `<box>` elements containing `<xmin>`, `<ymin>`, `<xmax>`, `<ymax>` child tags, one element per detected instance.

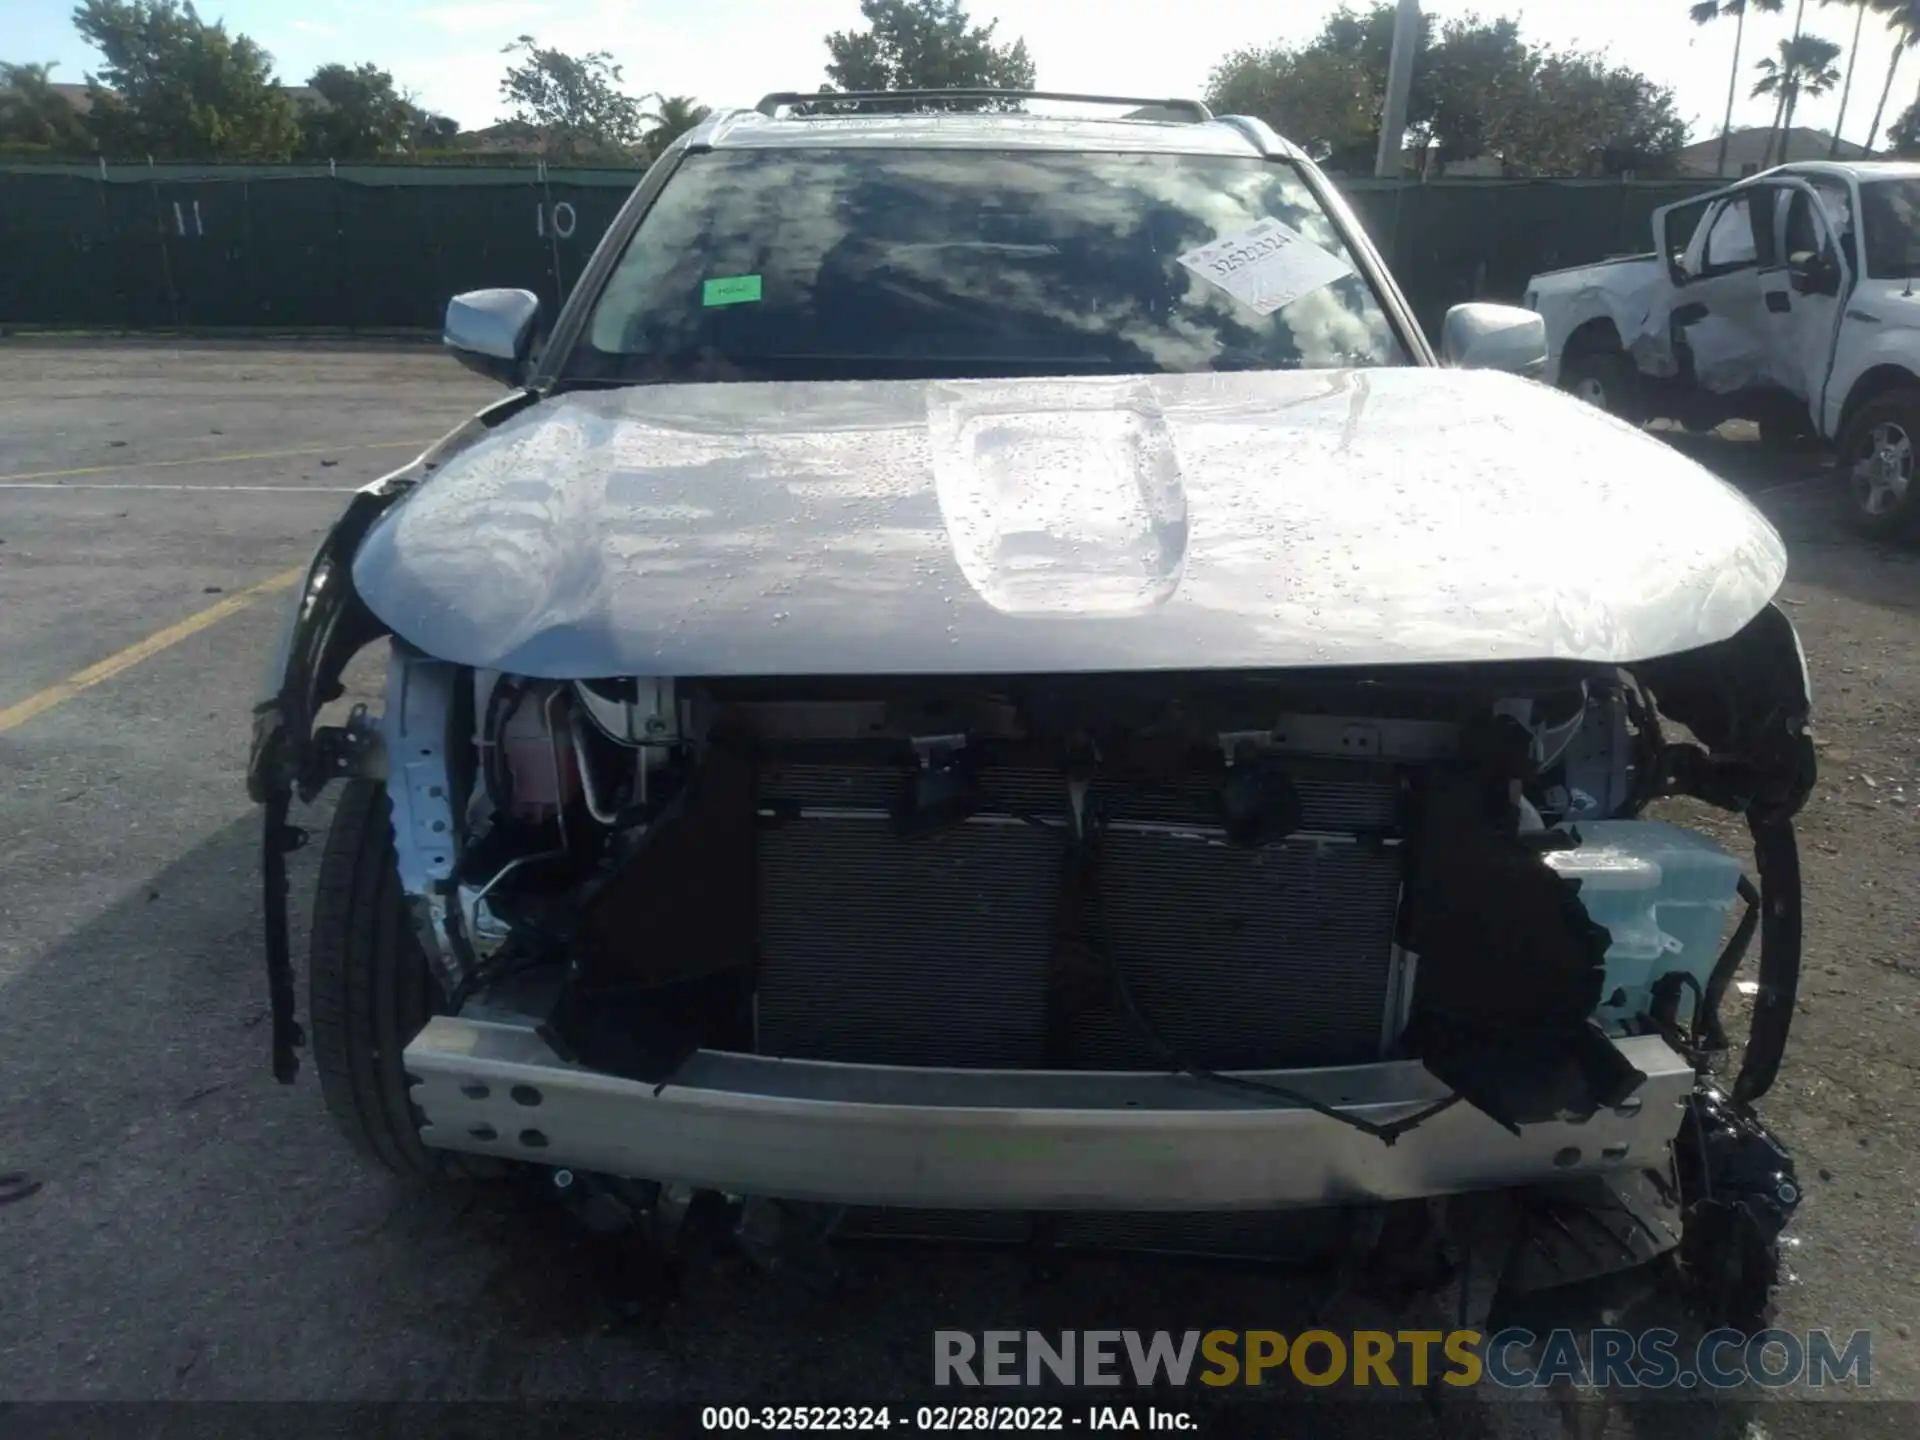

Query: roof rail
<box><xmin>753</xmin><ymin>89</ymin><xmax>1214</xmax><ymax>122</ymax></box>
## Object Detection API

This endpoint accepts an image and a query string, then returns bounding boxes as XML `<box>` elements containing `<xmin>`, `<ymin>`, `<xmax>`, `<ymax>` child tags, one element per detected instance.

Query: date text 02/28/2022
<box><xmin>700</xmin><ymin>1405</ymin><xmax>1195</xmax><ymax>1431</ymax></box>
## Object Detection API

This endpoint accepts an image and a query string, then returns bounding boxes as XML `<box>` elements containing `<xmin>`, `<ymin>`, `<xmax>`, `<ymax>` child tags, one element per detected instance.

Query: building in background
<box><xmin>1678</xmin><ymin>125</ymin><xmax>1877</xmax><ymax>177</ymax></box>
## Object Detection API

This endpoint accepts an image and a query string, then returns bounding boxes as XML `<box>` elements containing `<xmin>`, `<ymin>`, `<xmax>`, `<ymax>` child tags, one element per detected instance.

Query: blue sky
<box><xmin>8</xmin><ymin>0</ymin><xmax>1914</xmax><ymax>143</ymax></box>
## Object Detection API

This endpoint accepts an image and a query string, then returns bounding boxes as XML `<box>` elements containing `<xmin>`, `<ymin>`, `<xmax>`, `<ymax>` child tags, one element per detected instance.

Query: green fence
<box><xmin>0</xmin><ymin>161</ymin><xmax>1719</xmax><ymax>338</ymax></box>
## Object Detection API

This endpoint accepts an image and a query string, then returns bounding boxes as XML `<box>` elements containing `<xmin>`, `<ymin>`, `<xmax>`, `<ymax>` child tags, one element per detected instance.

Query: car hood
<box><xmin>352</xmin><ymin>367</ymin><xmax>1786</xmax><ymax>678</ymax></box>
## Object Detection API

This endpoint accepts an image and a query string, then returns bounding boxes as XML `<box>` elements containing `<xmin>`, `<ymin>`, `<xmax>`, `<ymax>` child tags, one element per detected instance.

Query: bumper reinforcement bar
<box><xmin>405</xmin><ymin>1015</ymin><xmax>1694</xmax><ymax>1210</ymax></box>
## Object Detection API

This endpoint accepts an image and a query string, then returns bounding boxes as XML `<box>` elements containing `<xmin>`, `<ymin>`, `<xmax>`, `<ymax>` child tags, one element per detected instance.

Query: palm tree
<box><xmin>1770</xmin><ymin>0</ymin><xmax>1815</xmax><ymax>162</ymax></box>
<box><xmin>1753</xmin><ymin>33</ymin><xmax>1845</xmax><ymax>164</ymax></box>
<box><xmin>1866</xmin><ymin>0</ymin><xmax>1920</xmax><ymax>151</ymax></box>
<box><xmin>640</xmin><ymin>94</ymin><xmax>711</xmax><ymax>156</ymax></box>
<box><xmin>1823</xmin><ymin>0</ymin><xmax>1874</xmax><ymax>153</ymax></box>
<box><xmin>1692</xmin><ymin>0</ymin><xmax>1786</xmax><ymax>177</ymax></box>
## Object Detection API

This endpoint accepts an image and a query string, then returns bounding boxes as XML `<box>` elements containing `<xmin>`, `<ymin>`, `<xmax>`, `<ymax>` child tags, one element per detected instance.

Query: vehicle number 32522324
<box><xmin>700</xmin><ymin>1404</ymin><xmax>1196</xmax><ymax>1431</ymax></box>
<box><xmin>1175</xmin><ymin>217</ymin><xmax>1355</xmax><ymax>317</ymax></box>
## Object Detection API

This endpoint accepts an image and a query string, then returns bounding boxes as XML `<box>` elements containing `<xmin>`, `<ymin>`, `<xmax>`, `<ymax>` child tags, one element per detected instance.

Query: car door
<box><xmin>1653</xmin><ymin>186</ymin><xmax>1775</xmax><ymax>394</ymax></box>
<box><xmin>1755</xmin><ymin>179</ymin><xmax>1853</xmax><ymax>422</ymax></box>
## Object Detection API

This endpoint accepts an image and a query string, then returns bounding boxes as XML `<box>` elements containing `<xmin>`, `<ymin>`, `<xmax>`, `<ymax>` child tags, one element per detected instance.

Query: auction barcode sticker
<box><xmin>1176</xmin><ymin>218</ymin><xmax>1355</xmax><ymax>316</ymax></box>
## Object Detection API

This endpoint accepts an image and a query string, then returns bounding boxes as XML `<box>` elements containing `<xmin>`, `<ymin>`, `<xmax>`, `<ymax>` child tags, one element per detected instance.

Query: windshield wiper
<box><xmin>547</xmin><ymin>374</ymin><xmax>680</xmax><ymax>394</ymax></box>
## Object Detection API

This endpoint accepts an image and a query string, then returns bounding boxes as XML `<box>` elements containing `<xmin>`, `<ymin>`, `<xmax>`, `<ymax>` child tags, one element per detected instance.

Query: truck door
<box><xmin>1756</xmin><ymin>179</ymin><xmax>1853</xmax><ymax>428</ymax></box>
<box><xmin>1655</xmin><ymin>186</ymin><xmax>1774</xmax><ymax>394</ymax></box>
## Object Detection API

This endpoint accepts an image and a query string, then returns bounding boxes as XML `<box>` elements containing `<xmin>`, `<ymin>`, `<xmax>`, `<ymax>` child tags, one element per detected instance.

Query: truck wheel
<box><xmin>309</xmin><ymin>778</ymin><xmax>460</xmax><ymax>1179</ymax></box>
<box><xmin>1839</xmin><ymin>390</ymin><xmax>1920</xmax><ymax>541</ymax></box>
<box><xmin>1559</xmin><ymin>350</ymin><xmax>1640</xmax><ymax>421</ymax></box>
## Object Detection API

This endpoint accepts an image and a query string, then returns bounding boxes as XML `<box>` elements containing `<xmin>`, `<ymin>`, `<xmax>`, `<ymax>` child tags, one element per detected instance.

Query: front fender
<box><xmin>246</xmin><ymin>391</ymin><xmax>539</xmax><ymax>806</ymax></box>
<box><xmin>246</xmin><ymin>388</ymin><xmax>539</xmax><ymax>1084</ymax></box>
<box><xmin>1825</xmin><ymin>336</ymin><xmax>1920</xmax><ymax>441</ymax></box>
<box><xmin>245</xmin><ymin>486</ymin><xmax>404</xmax><ymax>806</ymax></box>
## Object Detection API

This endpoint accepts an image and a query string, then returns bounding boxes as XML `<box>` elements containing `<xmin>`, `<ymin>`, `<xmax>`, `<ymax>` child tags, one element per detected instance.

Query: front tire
<box><xmin>309</xmin><ymin>778</ymin><xmax>453</xmax><ymax>1178</ymax></box>
<box><xmin>1838</xmin><ymin>389</ymin><xmax>1920</xmax><ymax>541</ymax></box>
<box><xmin>1558</xmin><ymin>349</ymin><xmax>1641</xmax><ymax>421</ymax></box>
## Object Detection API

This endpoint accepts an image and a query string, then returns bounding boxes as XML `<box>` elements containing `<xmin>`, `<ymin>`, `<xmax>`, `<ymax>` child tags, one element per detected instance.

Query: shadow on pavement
<box><xmin>1653</xmin><ymin>427</ymin><xmax>1823</xmax><ymax>498</ymax></box>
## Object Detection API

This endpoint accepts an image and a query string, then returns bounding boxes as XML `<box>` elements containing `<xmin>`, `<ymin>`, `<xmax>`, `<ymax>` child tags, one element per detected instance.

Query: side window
<box><xmin>1660</xmin><ymin>197</ymin><xmax>1715</xmax><ymax>280</ymax></box>
<box><xmin>1809</xmin><ymin>179</ymin><xmax>1857</xmax><ymax>270</ymax></box>
<box><xmin>1784</xmin><ymin>191</ymin><xmax>1827</xmax><ymax>261</ymax></box>
<box><xmin>1747</xmin><ymin>187</ymin><xmax>1781</xmax><ymax>268</ymax></box>
<box><xmin>1703</xmin><ymin>197</ymin><xmax>1758</xmax><ymax>270</ymax></box>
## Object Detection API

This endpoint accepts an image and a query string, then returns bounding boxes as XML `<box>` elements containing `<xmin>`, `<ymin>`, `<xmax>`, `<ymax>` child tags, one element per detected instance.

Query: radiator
<box><xmin>754</xmin><ymin>760</ymin><xmax>1405</xmax><ymax>1070</ymax></box>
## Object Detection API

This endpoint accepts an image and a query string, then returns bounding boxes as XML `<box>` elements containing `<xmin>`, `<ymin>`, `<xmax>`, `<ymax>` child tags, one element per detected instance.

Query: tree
<box><xmin>1752</xmin><ymin>32</ymin><xmax>1845</xmax><ymax>164</ymax></box>
<box><xmin>498</xmin><ymin>34</ymin><xmax>643</xmax><ymax>161</ymax></box>
<box><xmin>1765</xmin><ymin>0</ymin><xmax>1813</xmax><ymax>163</ymax></box>
<box><xmin>1690</xmin><ymin>1</ymin><xmax>1785</xmax><ymax>177</ymax></box>
<box><xmin>1208</xmin><ymin>3</ymin><xmax>1435</xmax><ymax>170</ymax></box>
<box><xmin>640</xmin><ymin>93</ymin><xmax>710</xmax><ymax>156</ymax></box>
<box><xmin>298</xmin><ymin>62</ymin><xmax>454</xmax><ymax>160</ymax></box>
<box><xmin>819</xmin><ymin>0</ymin><xmax>1035</xmax><ymax>109</ymax></box>
<box><xmin>0</xmin><ymin>61</ymin><xmax>90</xmax><ymax>152</ymax></box>
<box><xmin>1867</xmin><ymin>0</ymin><xmax>1920</xmax><ymax>151</ymax></box>
<box><xmin>1419</xmin><ymin>17</ymin><xmax>1539</xmax><ymax>170</ymax></box>
<box><xmin>1823</xmin><ymin>0</ymin><xmax>1874</xmax><ymax>154</ymax></box>
<box><xmin>1205</xmin><ymin>44</ymin><xmax>1382</xmax><ymax>169</ymax></box>
<box><xmin>1204</xmin><ymin>5</ymin><xmax>1686</xmax><ymax>176</ymax></box>
<box><xmin>71</xmin><ymin>0</ymin><xmax>299</xmax><ymax>159</ymax></box>
<box><xmin>411</xmin><ymin>111</ymin><xmax>460</xmax><ymax>150</ymax></box>
<box><xmin>1888</xmin><ymin>95</ymin><xmax>1920</xmax><ymax>150</ymax></box>
<box><xmin>1493</xmin><ymin>50</ymin><xmax>1691</xmax><ymax>176</ymax></box>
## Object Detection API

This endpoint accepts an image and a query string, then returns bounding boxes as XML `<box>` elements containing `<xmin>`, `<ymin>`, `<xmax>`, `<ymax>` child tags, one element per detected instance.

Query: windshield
<box><xmin>1859</xmin><ymin>177</ymin><xmax>1920</xmax><ymax>279</ymax></box>
<box><xmin>565</xmin><ymin>147</ymin><xmax>1409</xmax><ymax>385</ymax></box>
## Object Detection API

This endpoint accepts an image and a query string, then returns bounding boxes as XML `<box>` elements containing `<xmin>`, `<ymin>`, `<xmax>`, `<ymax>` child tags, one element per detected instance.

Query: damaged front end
<box><xmin>248</xmin><ymin>510</ymin><xmax>1815</xmax><ymax>1324</ymax></box>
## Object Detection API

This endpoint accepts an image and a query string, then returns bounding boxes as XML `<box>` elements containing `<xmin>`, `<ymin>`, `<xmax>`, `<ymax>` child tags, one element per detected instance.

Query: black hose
<box><xmin>482</xmin><ymin>677</ymin><xmax>525</xmax><ymax>812</ymax></box>
<box><xmin>1732</xmin><ymin>818</ymin><xmax>1802</xmax><ymax>1107</ymax></box>
<box><xmin>1108</xmin><ymin>967</ymin><xmax>1464</xmax><ymax>1146</ymax></box>
<box><xmin>1698</xmin><ymin>875</ymin><xmax>1762</xmax><ymax>1054</ymax></box>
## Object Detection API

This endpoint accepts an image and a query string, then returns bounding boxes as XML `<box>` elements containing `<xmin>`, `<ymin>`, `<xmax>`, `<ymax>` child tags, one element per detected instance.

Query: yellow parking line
<box><xmin>0</xmin><ymin>440</ymin><xmax>421</xmax><ymax>485</ymax></box>
<box><xmin>0</xmin><ymin>566</ymin><xmax>305</xmax><ymax>735</ymax></box>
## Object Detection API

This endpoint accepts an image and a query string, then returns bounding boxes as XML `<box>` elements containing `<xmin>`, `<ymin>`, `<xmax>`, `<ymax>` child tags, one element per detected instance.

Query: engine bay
<box><xmin>361</xmin><ymin>658</ymin><xmax>1779</xmax><ymax>1146</ymax></box>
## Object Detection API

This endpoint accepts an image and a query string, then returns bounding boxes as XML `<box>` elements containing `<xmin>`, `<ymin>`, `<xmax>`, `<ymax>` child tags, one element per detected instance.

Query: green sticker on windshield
<box><xmin>703</xmin><ymin>274</ymin><xmax>763</xmax><ymax>307</ymax></box>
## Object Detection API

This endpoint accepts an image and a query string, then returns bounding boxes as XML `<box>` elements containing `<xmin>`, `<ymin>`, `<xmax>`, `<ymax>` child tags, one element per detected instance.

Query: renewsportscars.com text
<box><xmin>933</xmin><ymin>1329</ymin><xmax>1872</xmax><ymax>1390</ymax></box>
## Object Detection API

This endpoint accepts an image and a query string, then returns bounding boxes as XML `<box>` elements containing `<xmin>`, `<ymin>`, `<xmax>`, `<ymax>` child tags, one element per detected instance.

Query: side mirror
<box><xmin>1440</xmin><ymin>303</ymin><xmax>1549</xmax><ymax>378</ymax></box>
<box><xmin>444</xmin><ymin>288</ymin><xmax>542</xmax><ymax>386</ymax></box>
<box><xmin>1787</xmin><ymin>251</ymin><xmax>1840</xmax><ymax>298</ymax></box>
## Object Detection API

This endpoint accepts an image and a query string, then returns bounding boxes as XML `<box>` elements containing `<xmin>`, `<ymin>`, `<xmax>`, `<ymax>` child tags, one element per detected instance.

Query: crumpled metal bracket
<box><xmin>261</xmin><ymin>792</ymin><xmax>308</xmax><ymax>1084</ymax></box>
<box><xmin>252</xmin><ymin>706</ymin><xmax>383</xmax><ymax>1085</ymax></box>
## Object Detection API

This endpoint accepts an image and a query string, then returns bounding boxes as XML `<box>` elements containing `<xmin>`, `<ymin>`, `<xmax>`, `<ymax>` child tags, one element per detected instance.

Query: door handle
<box><xmin>1766</xmin><ymin>292</ymin><xmax>1791</xmax><ymax>313</ymax></box>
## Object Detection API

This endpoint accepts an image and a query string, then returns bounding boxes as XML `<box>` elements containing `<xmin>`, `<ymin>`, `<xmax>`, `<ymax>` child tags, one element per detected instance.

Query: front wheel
<box><xmin>1558</xmin><ymin>350</ymin><xmax>1641</xmax><ymax>421</ymax></box>
<box><xmin>309</xmin><ymin>778</ymin><xmax>460</xmax><ymax>1179</ymax></box>
<box><xmin>1838</xmin><ymin>390</ymin><xmax>1920</xmax><ymax>541</ymax></box>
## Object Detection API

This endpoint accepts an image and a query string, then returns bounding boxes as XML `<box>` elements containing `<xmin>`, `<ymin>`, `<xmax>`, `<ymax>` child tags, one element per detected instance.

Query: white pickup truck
<box><xmin>1526</xmin><ymin>160</ymin><xmax>1920</xmax><ymax>539</ymax></box>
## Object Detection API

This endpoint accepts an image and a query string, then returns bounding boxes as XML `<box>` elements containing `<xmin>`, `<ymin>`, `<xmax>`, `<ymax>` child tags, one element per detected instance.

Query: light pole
<box><xmin>1375</xmin><ymin>0</ymin><xmax>1422</xmax><ymax>177</ymax></box>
